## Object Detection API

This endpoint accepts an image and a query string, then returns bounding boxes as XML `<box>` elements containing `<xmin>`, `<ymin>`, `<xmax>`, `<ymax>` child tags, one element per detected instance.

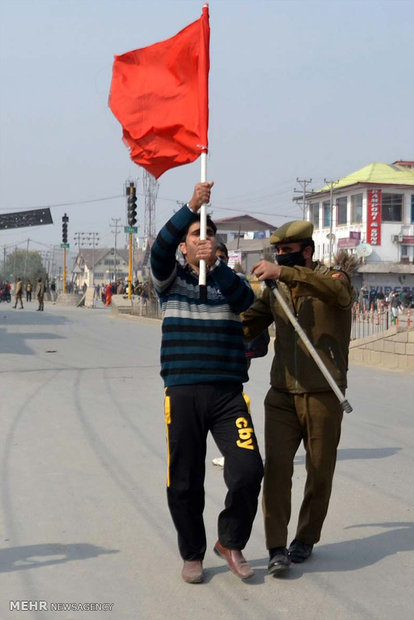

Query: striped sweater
<box><xmin>150</xmin><ymin>205</ymin><xmax>255</xmax><ymax>387</ymax></box>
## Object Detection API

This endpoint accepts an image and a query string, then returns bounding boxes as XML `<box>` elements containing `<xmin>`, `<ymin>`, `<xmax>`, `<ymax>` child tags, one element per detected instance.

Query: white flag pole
<box><xmin>199</xmin><ymin>151</ymin><xmax>207</xmax><ymax>295</ymax></box>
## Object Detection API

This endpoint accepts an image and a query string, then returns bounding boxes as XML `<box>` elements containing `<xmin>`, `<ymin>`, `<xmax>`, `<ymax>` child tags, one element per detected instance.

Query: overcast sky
<box><xmin>0</xmin><ymin>0</ymin><xmax>413</xmax><ymax>256</ymax></box>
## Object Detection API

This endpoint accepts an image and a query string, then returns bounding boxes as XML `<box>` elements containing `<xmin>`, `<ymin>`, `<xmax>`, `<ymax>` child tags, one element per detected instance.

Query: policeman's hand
<box><xmin>196</xmin><ymin>239</ymin><xmax>217</xmax><ymax>266</ymax></box>
<box><xmin>251</xmin><ymin>260</ymin><xmax>282</xmax><ymax>281</ymax></box>
<box><xmin>188</xmin><ymin>182</ymin><xmax>214</xmax><ymax>211</ymax></box>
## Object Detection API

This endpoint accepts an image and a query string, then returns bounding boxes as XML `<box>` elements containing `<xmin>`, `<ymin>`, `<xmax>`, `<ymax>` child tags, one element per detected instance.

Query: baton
<box><xmin>265</xmin><ymin>279</ymin><xmax>353</xmax><ymax>414</ymax></box>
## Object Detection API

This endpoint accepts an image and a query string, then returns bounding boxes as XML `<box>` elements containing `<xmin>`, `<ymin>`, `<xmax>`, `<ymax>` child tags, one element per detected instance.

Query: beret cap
<box><xmin>270</xmin><ymin>220</ymin><xmax>314</xmax><ymax>244</ymax></box>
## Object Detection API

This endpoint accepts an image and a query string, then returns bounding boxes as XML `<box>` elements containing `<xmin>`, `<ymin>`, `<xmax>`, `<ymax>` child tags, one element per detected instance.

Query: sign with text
<box><xmin>124</xmin><ymin>226</ymin><xmax>138</xmax><ymax>234</ymax></box>
<box><xmin>367</xmin><ymin>189</ymin><xmax>382</xmax><ymax>245</ymax></box>
<box><xmin>228</xmin><ymin>251</ymin><xmax>242</xmax><ymax>269</ymax></box>
<box><xmin>0</xmin><ymin>208</ymin><xmax>53</xmax><ymax>230</ymax></box>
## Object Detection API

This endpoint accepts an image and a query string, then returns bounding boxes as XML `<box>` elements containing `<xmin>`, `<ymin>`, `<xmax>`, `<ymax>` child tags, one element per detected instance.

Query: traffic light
<box><xmin>62</xmin><ymin>213</ymin><xmax>69</xmax><ymax>243</ymax></box>
<box><xmin>127</xmin><ymin>183</ymin><xmax>137</xmax><ymax>226</ymax></box>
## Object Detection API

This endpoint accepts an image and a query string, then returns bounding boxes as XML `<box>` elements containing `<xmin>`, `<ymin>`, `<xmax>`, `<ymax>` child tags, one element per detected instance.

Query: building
<box><xmin>72</xmin><ymin>247</ymin><xmax>144</xmax><ymax>288</ymax></box>
<box><xmin>302</xmin><ymin>161</ymin><xmax>414</xmax><ymax>292</ymax></box>
<box><xmin>215</xmin><ymin>214</ymin><xmax>274</xmax><ymax>272</ymax></box>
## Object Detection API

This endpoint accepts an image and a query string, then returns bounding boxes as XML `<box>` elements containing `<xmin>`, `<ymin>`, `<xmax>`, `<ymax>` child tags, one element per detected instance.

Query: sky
<box><xmin>0</xmin><ymin>0</ymin><xmax>413</xmax><ymax>259</ymax></box>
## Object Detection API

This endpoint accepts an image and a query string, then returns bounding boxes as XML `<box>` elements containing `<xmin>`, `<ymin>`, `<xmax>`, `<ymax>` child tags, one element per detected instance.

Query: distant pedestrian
<box><xmin>14</xmin><ymin>277</ymin><xmax>24</xmax><ymax>309</ymax></box>
<box><xmin>26</xmin><ymin>280</ymin><xmax>32</xmax><ymax>302</ymax></box>
<box><xmin>36</xmin><ymin>278</ymin><xmax>45</xmax><ymax>311</ymax></box>
<box><xmin>50</xmin><ymin>279</ymin><xmax>56</xmax><ymax>302</ymax></box>
<box><xmin>391</xmin><ymin>290</ymin><xmax>402</xmax><ymax>321</ymax></box>
<box><xmin>376</xmin><ymin>288</ymin><xmax>385</xmax><ymax>306</ymax></box>
<box><xmin>105</xmin><ymin>283</ymin><xmax>112</xmax><ymax>306</ymax></box>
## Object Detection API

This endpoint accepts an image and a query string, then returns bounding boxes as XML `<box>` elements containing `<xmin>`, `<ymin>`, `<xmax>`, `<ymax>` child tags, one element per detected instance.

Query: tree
<box><xmin>1</xmin><ymin>249</ymin><xmax>47</xmax><ymax>284</ymax></box>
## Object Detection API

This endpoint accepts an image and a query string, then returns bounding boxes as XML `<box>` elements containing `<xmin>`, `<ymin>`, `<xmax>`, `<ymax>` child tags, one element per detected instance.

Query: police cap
<box><xmin>270</xmin><ymin>220</ymin><xmax>314</xmax><ymax>245</ymax></box>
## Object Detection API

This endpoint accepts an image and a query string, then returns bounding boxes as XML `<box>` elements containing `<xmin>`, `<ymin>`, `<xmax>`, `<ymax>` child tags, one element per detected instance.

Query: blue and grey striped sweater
<box><xmin>150</xmin><ymin>205</ymin><xmax>255</xmax><ymax>387</ymax></box>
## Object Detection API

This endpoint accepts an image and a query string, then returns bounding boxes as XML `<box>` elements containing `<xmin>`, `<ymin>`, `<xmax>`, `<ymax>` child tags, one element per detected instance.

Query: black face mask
<box><xmin>276</xmin><ymin>251</ymin><xmax>306</xmax><ymax>268</ymax></box>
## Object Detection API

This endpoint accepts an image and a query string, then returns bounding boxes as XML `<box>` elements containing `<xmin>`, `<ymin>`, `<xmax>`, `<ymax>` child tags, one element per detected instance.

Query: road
<box><xmin>0</xmin><ymin>303</ymin><xmax>413</xmax><ymax>620</ymax></box>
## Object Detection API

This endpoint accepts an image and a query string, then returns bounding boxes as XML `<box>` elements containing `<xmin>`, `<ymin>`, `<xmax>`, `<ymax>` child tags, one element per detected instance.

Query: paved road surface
<box><xmin>0</xmin><ymin>304</ymin><xmax>413</xmax><ymax>620</ymax></box>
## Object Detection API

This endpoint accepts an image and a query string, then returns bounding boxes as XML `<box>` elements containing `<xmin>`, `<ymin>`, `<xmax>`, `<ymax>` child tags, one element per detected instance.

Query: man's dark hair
<box><xmin>216</xmin><ymin>241</ymin><xmax>228</xmax><ymax>259</ymax></box>
<box><xmin>180</xmin><ymin>214</ymin><xmax>217</xmax><ymax>242</ymax></box>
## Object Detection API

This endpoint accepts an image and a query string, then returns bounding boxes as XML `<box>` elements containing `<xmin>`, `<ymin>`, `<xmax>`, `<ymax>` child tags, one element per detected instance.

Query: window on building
<box><xmin>336</xmin><ymin>197</ymin><xmax>347</xmax><ymax>225</ymax></box>
<box><xmin>310</xmin><ymin>203</ymin><xmax>320</xmax><ymax>227</ymax></box>
<box><xmin>411</xmin><ymin>195</ymin><xmax>414</xmax><ymax>223</ymax></box>
<box><xmin>401</xmin><ymin>245</ymin><xmax>408</xmax><ymax>257</ymax></box>
<box><xmin>104</xmin><ymin>258</ymin><xmax>121</xmax><ymax>266</ymax></box>
<box><xmin>382</xmin><ymin>193</ymin><xmax>403</xmax><ymax>221</ymax></box>
<box><xmin>323</xmin><ymin>201</ymin><xmax>331</xmax><ymax>227</ymax></box>
<box><xmin>351</xmin><ymin>194</ymin><xmax>363</xmax><ymax>223</ymax></box>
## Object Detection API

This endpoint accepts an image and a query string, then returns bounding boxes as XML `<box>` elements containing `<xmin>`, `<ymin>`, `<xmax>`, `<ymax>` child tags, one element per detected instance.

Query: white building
<box><xmin>72</xmin><ymin>247</ymin><xmax>143</xmax><ymax>288</ymax></box>
<box><xmin>303</xmin><ymin>161</ymin><xmax>414</xmax><ymax>292</ymax></box>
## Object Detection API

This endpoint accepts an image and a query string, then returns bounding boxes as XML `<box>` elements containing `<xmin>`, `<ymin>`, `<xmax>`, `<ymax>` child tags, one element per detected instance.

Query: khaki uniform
<box><xmin>243</xmin><ymin>261</ymin><xmax>352</xmax><ymax>548</ymax></box>
<box><xmin>37</xmin><ymin>281</ymin><xmax>45</xmax><ymax>311</ymax></box>
<box><xmin>14</xmin><ymin>280</ymin><xmax>24</xmax><ymax>308</ymax></box>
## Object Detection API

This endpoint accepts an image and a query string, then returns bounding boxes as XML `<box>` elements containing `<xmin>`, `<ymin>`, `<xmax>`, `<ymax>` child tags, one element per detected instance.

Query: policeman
<box><xmin>242</xmin><ymin>220</ymin><xmax>353</xmax><ymax>575</ymax></box>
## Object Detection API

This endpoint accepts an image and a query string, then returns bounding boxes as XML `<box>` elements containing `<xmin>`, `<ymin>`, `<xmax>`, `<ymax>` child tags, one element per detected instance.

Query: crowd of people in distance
<box><xmin>0</xmin><ymin>277</ymin><xmax>47</xmax><ymax>310</ymax></box>
<box><xmin>95</xmin><ymin>280</ymin><xmax>154</xmax><ymax>306</ymax></box>
<box><xmin>357</xmin><ymin>285</ymin><xmax>413</xmax><ymax>311</ymax></box>
<box><xmin>0</xmin><ymin>280</ymin><xmax>12</xmax><ymax>302</ymax></box>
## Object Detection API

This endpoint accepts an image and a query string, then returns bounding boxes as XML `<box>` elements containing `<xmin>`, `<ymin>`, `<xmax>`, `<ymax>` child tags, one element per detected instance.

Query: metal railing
<box><xmin>130</xmin><ymin>296</ymin><xmax>162</xmax><ymax>319</ymax></box>
<box><xmin>351</xmin><ymin>302</ymin><xmax>393</xmax><ymax>340</ymax></box>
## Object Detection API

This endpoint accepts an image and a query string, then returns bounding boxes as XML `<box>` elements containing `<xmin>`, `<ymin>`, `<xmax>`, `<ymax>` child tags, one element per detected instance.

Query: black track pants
<box><xmin>164</xmin><ymin>383</ymin><xmax>263</xmax><ymax>561</ymax></box>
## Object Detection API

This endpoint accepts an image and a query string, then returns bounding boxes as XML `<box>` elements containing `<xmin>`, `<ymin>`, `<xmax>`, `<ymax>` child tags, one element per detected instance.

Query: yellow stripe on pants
<box><xmin>164</xmin><ymin>391</ymin><xmax>171</xmax><ymax>487</ymax></box>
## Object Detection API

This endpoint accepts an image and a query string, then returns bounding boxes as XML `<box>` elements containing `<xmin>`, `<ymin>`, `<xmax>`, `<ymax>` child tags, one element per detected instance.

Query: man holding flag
<box><xmin>150</xmin><ymin>183</ymin><xmax>263</xmax><ymax>583</ymax></box>
<box><xmin>110</xmin><ymin>5</ymin><xmax>262</xmax><ymax>584</ymax></box>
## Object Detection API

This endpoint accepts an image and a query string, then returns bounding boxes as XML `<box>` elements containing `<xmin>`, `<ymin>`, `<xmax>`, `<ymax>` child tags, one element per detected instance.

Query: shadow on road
<box><xmin>0</xmin><ymin>310</ymin><xmax>69</xmax><ymax>327</ymax></box>
<box><xmin>211</xmin><ymin>521</ymin><xmax>414</xmax><ymax>583</ymax></box>
<box><xmin>274</xmin><ymin>521</ymin><xmax>414</xmax><ymax>579</ymax></box>
<box><xmin>0</xmin><ymin>542</ymin><xmax>119</xmax><ymax>573</ymax></box>
<box><xmin>0</xmin><ymin>328</ymin><xmax>66</xmax><ymax>355</ymax></box>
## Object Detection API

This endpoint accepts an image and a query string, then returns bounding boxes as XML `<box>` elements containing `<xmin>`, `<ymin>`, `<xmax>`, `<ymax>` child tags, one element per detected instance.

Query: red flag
<box><xmin>109</xmin><ymin>5</ymin><xmax>210</xmax><ymax>179</ymax></box>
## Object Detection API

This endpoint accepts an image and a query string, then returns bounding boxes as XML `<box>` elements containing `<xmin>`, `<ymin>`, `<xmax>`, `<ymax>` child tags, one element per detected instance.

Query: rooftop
<box><xmin>311</xmin><ymin>161</ymin><xmax>414</xmax><ymax>196</ymax></box>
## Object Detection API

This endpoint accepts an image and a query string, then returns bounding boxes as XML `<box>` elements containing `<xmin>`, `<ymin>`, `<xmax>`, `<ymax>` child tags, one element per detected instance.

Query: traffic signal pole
<box><xmin>63</xmin><ymin>247</ymin><xmax>67</xmax><ymax>293</ymax></box>
<box><xmin>61</xmin><ymin>213</ymin><xmax>69</xmax><ymax>293</ymax></box>
<box><xmin>126</xmin><ymin>182</ymin><xmax>137</xmax><ymax>299</ymax></box>
<box><xmin>128</xmin><ymin>233</ymin><xmax>133</xmax><ymax>299</ymax></box>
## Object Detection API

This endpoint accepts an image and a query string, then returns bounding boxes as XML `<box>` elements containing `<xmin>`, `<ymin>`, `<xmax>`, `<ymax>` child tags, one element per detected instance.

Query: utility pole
<box><xmin>324</xmin><ymin>178</ymin><xmax>339</xmax><ymax>266</ymax></box>
<box><xmin>110</xmin><ymin>218</ymin><xmax>122</xmax><ymax>282</ymax></box>
<box><xmin>143</xmin><ymin>170</ymin><xmax>159</xmax><ymax>244</ymax></box>
<box><xmin>294</xmin><ymin>178</ymin><xmax>312</xmax><ymax>220</ymax></box>
<box><xmin>73</xmin><ymin>232</ymin><xmax>83</xmax><ymax>250</ymax></box>
<box><xmin>74</xmin><ymin>232</ymin><xmax>100</xmax><ymax>287</ymax></box>
<box><xmin>23</xmin><ymin>238</ymin><xmax>30</xmax><ymax>279</ymax></box>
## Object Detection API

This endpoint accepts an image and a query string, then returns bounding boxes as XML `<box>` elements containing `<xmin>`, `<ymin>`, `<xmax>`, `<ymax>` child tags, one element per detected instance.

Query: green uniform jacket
<box><xmin>242</xmin><ymin>262</ymin><xmax>353</xmax><ymax>393</ymax></box>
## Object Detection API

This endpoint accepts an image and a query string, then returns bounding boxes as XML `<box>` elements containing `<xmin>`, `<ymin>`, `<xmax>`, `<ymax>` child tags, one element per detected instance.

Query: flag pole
<box><xmin>199</xmin><ymin>151</ymin><xmax>207</xmax><ymax>300</ymax></box>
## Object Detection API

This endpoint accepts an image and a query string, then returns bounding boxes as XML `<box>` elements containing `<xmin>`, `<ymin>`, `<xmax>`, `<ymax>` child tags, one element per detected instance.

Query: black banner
<box><xmin>0</xmin><ymin>208</ymin><xmax>53</xmax><ymax>230</ymax></box>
